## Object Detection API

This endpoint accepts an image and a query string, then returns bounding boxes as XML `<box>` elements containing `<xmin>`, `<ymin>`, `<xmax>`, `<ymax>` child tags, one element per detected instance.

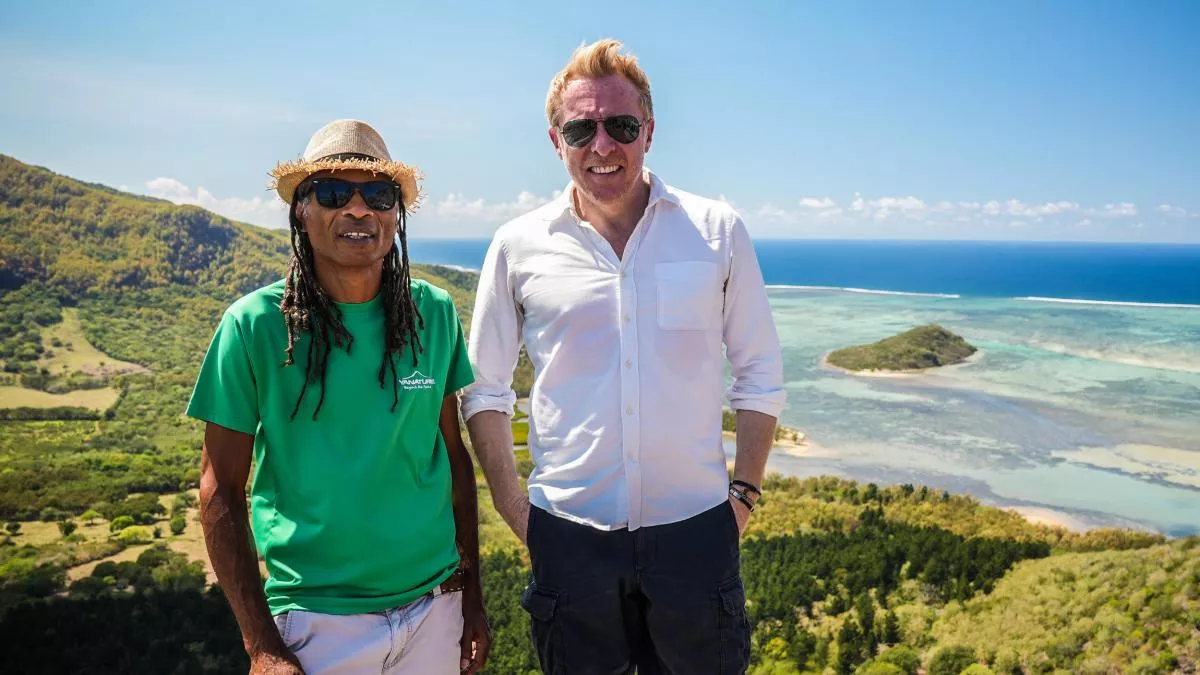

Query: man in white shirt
<box><xmin>461</xmin><ymin>39</ymin><xmax>785</xmax><ymax>675</ymax></box>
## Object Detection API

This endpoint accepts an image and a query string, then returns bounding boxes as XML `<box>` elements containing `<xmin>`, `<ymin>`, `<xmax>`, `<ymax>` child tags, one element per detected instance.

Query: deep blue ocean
<box><xmin>409</xmin><ymin>238</ymin><xmax>1200</xmax><ymax>535</ymax></box>
<box><xmin>409</xmin><ymin>239</ymin><xmax>1200</xmax><ymax>306</ymax></box>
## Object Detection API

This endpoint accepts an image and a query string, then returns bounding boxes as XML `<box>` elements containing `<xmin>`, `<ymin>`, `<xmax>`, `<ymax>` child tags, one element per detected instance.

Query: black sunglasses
<box><xmin>299</xmin><ymin>179</ymin><xmax>402</xmax><ymax>211</ymax></box>
<box><xmin>559</xmin><ymin>115</ymin><xmax>642</xmax><ymax>148</ymax></box>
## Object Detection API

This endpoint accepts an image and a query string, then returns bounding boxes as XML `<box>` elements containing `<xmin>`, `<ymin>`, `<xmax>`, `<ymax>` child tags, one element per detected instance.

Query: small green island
<box><xmin>825</xmin><ymin>324</ymin><xmax>978</xmax><ymax>373</ymax></box>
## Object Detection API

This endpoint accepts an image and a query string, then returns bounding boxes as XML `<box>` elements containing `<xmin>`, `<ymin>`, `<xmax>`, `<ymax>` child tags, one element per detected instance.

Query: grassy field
<box><xmin>9</xmin><ymin>491</ymin><xmax>210</xmax><ymax>583</ymax></box>
<box><xmin>512</xmin><ymin>420</ymin><xmax>529</xmax><ymax>446</ymax></box>
<box><xmin>38</xmin><ymin>308</ymin><xmax>149</xmax><ymax>376</ymax></box>
<box><xmin>0</xmin><ymin>385</ymin><xmax>120</xmax><ymax>410</ymax></box>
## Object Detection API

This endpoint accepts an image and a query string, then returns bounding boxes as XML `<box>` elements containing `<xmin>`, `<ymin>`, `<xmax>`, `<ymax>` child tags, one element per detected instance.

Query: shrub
<box><xmin>876</xmin><ymin>646</ymin><xmax>921</xmax><ymax>675</ymax></box>
<box><xmin>109</xmin><ymin>515</ymin><xmax>135</xmax><ymax>532</ymax></box>
<box><xmin>928</xmin><ymin>646</ymin><xmax>978</xmax><ymax>675</ymax></box>
<box><xmin>116</xmin><ymin>526</ymin><xmax>153</xmax><ymax>545</ymax></box>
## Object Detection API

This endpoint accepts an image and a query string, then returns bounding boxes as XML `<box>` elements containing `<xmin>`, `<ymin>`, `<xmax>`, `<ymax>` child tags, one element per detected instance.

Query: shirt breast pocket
<box><xmin>655</xmin><ymin>261</ymin><xmax>721</xmax><ymax>332</ymax></box>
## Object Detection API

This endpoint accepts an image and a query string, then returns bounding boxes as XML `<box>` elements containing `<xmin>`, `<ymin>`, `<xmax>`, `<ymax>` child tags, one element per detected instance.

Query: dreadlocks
<box><xmin>279</xmin><ymin>191</ymin><xmax>424</xmax><ymax>421</ymax></box>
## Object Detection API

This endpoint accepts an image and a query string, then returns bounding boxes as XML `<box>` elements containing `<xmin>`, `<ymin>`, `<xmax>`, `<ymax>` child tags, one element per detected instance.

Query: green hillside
<box><xmin>826</xmin><ymin>324</ymin><xmax>978</xmax><ymax>373</ymax></box>
<box><xmin>929</xmin><ymin>539</ymin><xmax>1200</xmax><ymax>673</ymax></box>
<box><xmin>0</xmin><ymin>154</ymin><xmax>1195</xmax><ymax>675</ymax></box>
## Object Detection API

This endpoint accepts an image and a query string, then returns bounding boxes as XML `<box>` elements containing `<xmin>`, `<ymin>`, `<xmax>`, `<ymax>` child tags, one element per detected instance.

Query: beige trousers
<box><xmin>273</xmin><ymin>590</ymin><xmax>464</xmax><ymax>675</ymax></box>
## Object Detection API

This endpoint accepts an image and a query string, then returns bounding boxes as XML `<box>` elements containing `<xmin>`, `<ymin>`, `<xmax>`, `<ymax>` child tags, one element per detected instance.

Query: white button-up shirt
<box><xmin>461</xmin><ymin>171</ymin><xmax>785</xmax><ymax>530</ymax></box>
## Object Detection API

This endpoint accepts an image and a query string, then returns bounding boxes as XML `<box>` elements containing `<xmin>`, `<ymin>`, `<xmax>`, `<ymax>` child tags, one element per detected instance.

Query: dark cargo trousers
<box><xmin>520</xmin><ymin>501</ymin><xmax>751</xmax><ymax>675</ymax></box>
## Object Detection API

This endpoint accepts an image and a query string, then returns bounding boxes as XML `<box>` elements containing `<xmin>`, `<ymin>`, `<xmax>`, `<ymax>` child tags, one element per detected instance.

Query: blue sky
<box><xmin>1</xmin><ymin>0</ymin><xmax>1197</xmax><ymax>242</ymax></box>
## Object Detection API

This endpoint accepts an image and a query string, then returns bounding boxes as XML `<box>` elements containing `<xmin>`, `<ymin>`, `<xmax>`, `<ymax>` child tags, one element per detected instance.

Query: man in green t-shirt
<box><xmin>187</xmin><ymin>119</ymin><xmax>490</xmax><ymax>675</ymax></box>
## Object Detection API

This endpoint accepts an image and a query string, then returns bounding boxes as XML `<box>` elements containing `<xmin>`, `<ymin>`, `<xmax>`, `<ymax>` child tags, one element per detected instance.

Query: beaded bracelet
<box><xmin>728</xmin><ymin>485</ymin><xmax>756</xmax><ymax>512</ymax></box>
<box><xmin>730</xmin><ymin>479</ymin><xmax>762</xmax><ymax>497</ymax></box>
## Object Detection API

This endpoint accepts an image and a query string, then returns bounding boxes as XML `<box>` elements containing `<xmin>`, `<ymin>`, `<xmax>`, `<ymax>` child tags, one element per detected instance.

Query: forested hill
<box><xmin>0</xmin><ymin>153</ymin><xmax>477</xmax><ymax>374</ymax></box>
<box><xmin>0</xmin><ymin>154</ymin><xmax>290</xmax><ymax>297</ymax></box>
<box><xmin>0</xmin><ymin>153</ymin><xmax>476</xmax><ymax>305</ymax></box>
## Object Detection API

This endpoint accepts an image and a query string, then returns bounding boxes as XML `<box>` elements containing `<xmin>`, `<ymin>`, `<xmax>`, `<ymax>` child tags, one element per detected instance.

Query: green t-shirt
<box><xmin>186</xmin><ymin>278</ymin><xmax>474</xmax><ymax>615</ymax></box>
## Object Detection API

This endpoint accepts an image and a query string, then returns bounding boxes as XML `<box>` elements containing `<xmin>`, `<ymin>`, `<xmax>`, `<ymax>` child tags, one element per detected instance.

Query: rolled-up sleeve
<box><xmin>461</xmin><ymin>234</ymin><xmax>523</xmax><ymax>420</ymax></box>
<box><xmin>722</xmin><ymin>215</ymin><xmax>786</xmax><ymax>417</ymax></box>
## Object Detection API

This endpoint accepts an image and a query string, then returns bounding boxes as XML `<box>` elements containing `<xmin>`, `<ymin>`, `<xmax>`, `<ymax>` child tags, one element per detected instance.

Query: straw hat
<box><xmin>269</xmin><ymin>119</ymin><xmax>423</xmax><ymax>210</ymax></box>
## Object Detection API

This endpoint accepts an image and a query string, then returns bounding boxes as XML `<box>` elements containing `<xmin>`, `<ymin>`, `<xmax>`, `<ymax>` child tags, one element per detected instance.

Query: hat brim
<box><xmin>270</xmin><ymin>157</ymin><xmax>423</xmax><ymax>211</ymax></box>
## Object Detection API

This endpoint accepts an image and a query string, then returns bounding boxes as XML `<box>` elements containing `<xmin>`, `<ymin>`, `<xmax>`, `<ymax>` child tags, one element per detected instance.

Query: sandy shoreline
<box><xmin>1003</xmin><ymin>506</ymin><xmax>1092</xmax><ymax>532</ymax></box>
<box><xmin>723</xmin><ymin>429</ymin><xmax>834</xmax><ymax>459</ymax></box>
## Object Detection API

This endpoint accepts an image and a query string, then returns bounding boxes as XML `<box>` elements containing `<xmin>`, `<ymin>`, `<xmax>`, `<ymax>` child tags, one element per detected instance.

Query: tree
<box><xmin>136</xmin><ymin>545</ymin><xmax>173</xmax><ymax>569</ymax></box>
<box><xmin>856</xmin><ymin>594</ymin><xmax>877</xmax><ymax>654</ymax></box>
<box><xmin>876</xmin><ymin>646</ymin><xmax>920</xmax><ymax>675</ymax></box>
<box><xmin>5</xmin><ymin>522</ymin><xmax>20</xmax><ymax>535</ymax></box>
<box><xmin>91</xmin><ymin>501</ymin><xmax>113</xmax><ymax>520</ymax></box>
<box><xmin>109</xmin><ymin>515</ymin><xmax>135</xmax><ymax>532</ymax></box>
<box><xmin>116</xmin><ymin>526</ymin><xmax>154</xmax><ymax>545</ymax></box>
<box><xmin>58</xmin><ymin>520</ymin><xmax>77</xmax><ymax>537</ymax></box>
<box><xmin>960</xmin><ymin>666</ymin><xmax>994</xmax><ymax>675</ymax></box>
<box><xmin>170</xmin><ymin>492</ymin><xmax>196</xmax><ymax>516</ymax></box>
<box><xmin>80</xmin><ymin>509</ymin><xmax>102</xmax><ymax>525</ymax></box>
<box><xmin>150</xmin><ymin>557</ymin><xmax>207</xmax><ymax>593</ymax></box>
<box><xmin>882</xmin><ymin>610</ymin><xmax>902</xmax><ymax>645</ymax></box>
<box><xmin>169</xmin><ymin>515</ymin><xmax>186</xmax><ymax>536</ymax></box>
<box><xmin>928</xmin><ymin>645</ymin><xmax>977</xmax><ymax>675</ymax></box>
<box><xmin>859</xmin><ymin>664</ymin><xmax>905</xmax><ymax>675</ymax></box>
<box><xmin>863</xmin><ymin>483</ymin><xmax>880</xmax><ymax>503</ymax></box>
<box><xmin>834</xmin><ymin>620</ymin><xmax>864</xmax><ymax>675</ymax></box>
<box><xmin>39</xmin><ymin>507</ymin><xmax>69</xmax><ymax>522</ymax></box>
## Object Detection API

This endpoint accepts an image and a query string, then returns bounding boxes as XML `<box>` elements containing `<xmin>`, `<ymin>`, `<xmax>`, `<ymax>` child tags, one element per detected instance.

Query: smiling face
<box><xmin>550</xmin><ymin>75</ymin><xmax>654</xmax><ymax>213</ymax></box>
<box><xmin>295</xmin><ymin>168</ymin><xmax>399</xmax><ymax>275</ymax></box>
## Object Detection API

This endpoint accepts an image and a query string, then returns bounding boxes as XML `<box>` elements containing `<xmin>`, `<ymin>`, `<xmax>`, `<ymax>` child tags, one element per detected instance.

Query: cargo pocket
<box><xmin>716</xmin><ymin>578</ymin><xmax>751</xmax><ymax>675</ymax></box>
<box><xmin>520</xmin><ymin>583</ymin><xmax>564</xmax><ymax>675</ymax></box>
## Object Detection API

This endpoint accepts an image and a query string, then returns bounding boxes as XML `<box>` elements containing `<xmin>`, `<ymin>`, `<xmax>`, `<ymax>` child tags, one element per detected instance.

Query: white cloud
<box><xmin>1088</xmin><ymin>202</ymin><xmax>1138</xmax><ymax>218</ymax></box>
<box><xmin>1156</xmin><ymin>204</ymin><xmax>1192</xmax><ymax>217</ymax></box>
<box><xmin>433</xmin><ymin>190</ymin><xmax>560</xmax><ymax>224</ymax></box>
<box><xmin>755</xmin><ymin>203</ymin><xmax>798</xmax><ymax>224</ymax></box>
<box><xmin>743</xmin><ymin>193</ymin><xmax>1189</xmax><ymax>241</ymax></box>
<box><xmin>144</xmin><ymin>178</ymin><xmax>287</xmax><ymax>228</ymax></box>
<box><xmin>129</xmin><ymin>179</ymin><xmax>1195</xmax><ymax>243</ymax></box>
<box><xmin>798</xmin><ymin>197</ymin><xmax>837</xmax><ymax>209</ymax></box>
<box><xmin>870</xmin><ymin>196</ymin><xmax>926</xmax><ymax>211</ymax></box>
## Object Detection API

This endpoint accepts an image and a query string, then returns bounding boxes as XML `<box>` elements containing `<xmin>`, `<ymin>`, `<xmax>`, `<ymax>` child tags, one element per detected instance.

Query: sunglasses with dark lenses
<box><xmin>559</xmin><ymin>115</ymin><xmax>642</xmax><ymax>148</ymax></box>
<box><xmin>301</xmin><ymin>179</ymin><xmax>402</xmax><ymax>211</ymax></box>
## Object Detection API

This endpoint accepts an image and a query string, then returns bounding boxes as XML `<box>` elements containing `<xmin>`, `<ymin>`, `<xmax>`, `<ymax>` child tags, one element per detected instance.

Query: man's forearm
<box><xmin>464</xmin><ymin>410</ymin><xmax>528</xmax><ymax>533</ymax></box>
<box><xmin>731</xmin><ymin>409</ymin><xmax>777</xmax><ymax>488</ymax></box>
<box><xmin>200</xmin><ymin>485</ymin><xmax>284</xmax><ymax>659</ymax></box>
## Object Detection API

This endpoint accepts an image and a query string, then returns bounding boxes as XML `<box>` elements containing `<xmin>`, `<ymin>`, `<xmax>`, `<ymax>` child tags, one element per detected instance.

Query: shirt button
<box><xmin>624</xmin><ymin>359</ymin><xmax>632</xmax><ymax>368</ymax></box>
<box><xmin>625</xmin><ymin>406</ymin><xmax>633</xmax><ymax>415</ymax></box>
<box><xmin>623</xmin><ymin>315</ymin><xmax>631</xmax><ymax>323</ymax></box>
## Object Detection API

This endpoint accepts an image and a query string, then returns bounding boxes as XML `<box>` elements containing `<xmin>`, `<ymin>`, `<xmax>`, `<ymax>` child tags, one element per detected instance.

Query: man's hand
<box><xmin>728</xmin><ymin>495</ymin><xmax>752</xmax><ymax>537</ymax></box>
<box><xmin>249</xmin><ymin>650</ymin><xmax>303</xmax><ymax>675</ymax></box>
<box><xmin>459</xmin><ymin>583</ymin><xmax>492</xmax><ymax>674</ymax></box>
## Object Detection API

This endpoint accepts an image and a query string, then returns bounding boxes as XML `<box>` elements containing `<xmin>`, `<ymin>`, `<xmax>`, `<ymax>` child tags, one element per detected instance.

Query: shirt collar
<box><xmin>555</xmin><ymin>168</ymin><xmax>679</xmax><ymax>222</ymax></box>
